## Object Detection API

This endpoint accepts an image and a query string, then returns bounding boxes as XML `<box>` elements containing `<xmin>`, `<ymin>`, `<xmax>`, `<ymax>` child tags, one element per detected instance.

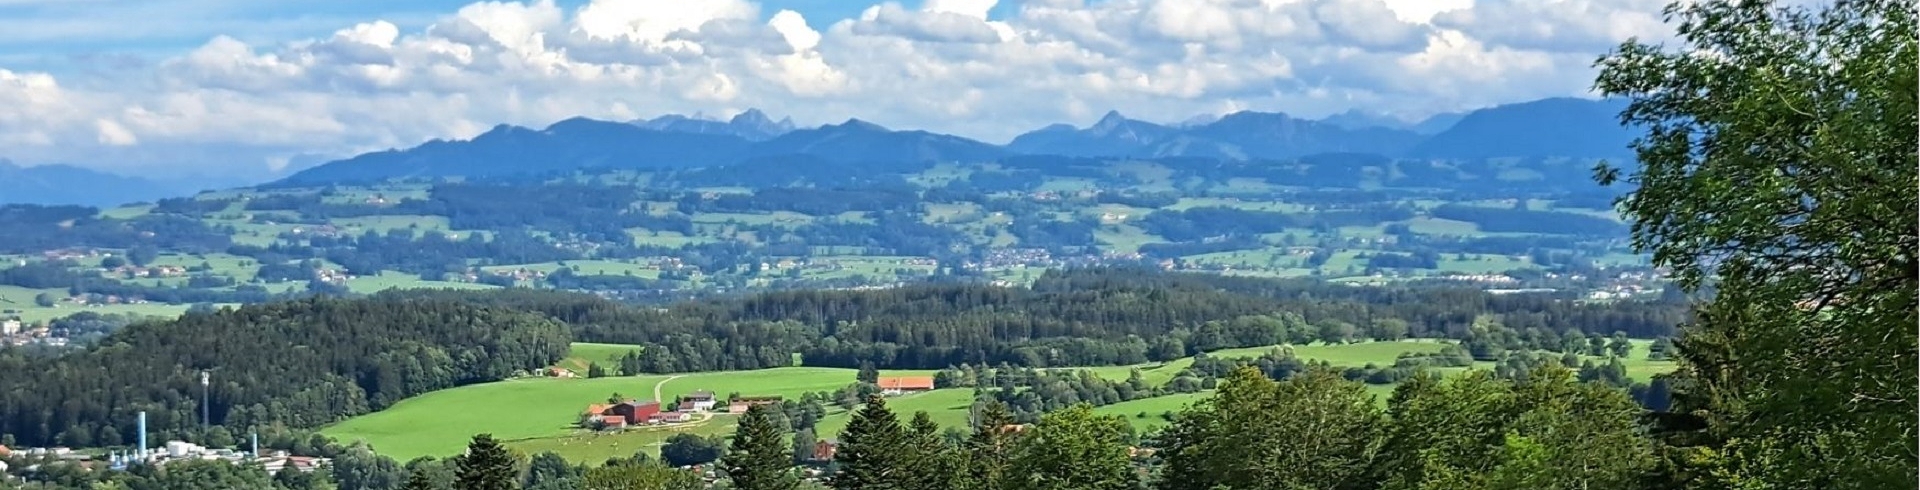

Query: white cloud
<box><xmin>0</xmin><ymin>0</ymin><xmax>1680</xmax><ymax>175</ymax></box>
<box><xmin>94</xmin><ymin>118</ymin><xmax>137</xmax><ymax>146</ymax></box>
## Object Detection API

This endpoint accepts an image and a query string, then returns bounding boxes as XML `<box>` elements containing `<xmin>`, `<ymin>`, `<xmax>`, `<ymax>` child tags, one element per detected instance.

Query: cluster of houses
<box><xmin>577</xmin><ymin>390</ymin><xmax>817</xmax><ymax>431</ymax></box>
<box><xmin>109</xmin><ymin>264</ymin><xmax>188</xmax><ymax>279</ymax></box>
<box><xmin>0</xmin><ymin>319</ymin><xmax>67</xmax><ymax>347</ymax></box>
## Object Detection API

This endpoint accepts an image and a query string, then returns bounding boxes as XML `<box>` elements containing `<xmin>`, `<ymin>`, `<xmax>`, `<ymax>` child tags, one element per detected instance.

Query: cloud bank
<box><xmin>0</xmin><ymin>0</ymin><xmax>1680</xmax><ymax>177</ymax></box>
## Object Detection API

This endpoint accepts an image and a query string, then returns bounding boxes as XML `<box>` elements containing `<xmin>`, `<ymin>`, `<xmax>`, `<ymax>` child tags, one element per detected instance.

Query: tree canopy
<box><xmin>1594</xmin><ymin>0</ymin><xmax>1916</xmax><ymax>487</ymax></box>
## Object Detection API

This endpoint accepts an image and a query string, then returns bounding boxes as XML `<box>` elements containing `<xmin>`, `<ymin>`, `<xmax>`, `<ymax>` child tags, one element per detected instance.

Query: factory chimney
<box><xmin>251</xmin><ymin>431</ymin><xmax>260</xmax><ymax>459</ymax></box>
<box><xmin>136</xmin><ymin>411</ymin><xmax>148</xmax><ymax>461</ymax></box>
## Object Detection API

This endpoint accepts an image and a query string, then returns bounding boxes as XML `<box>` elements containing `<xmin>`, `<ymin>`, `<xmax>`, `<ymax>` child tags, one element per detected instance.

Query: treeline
<box><xmin>0</xmin><ymin>296</ymin><xmax>570</xmax><ymax>448</ymax></box>
<box><xmin>0</xmin><ymin>260</ymin><xmax>287</xmax><ymax>305</ymax></box>
<box><xmin>0</xmin><ymin>204</ymin><xmax>233</xmax><ymax>255</ymax></box>
<box><xmin>394</xmin><ymin>268</ymin><xmax>1686</xmax><ymax>373</ymax></box>
<box><xmin>1430</xmin><ymin>204</ymin><xmax>1627</xmax><ymax>236</ymax></box>
<box><xmin>1138</xmin><ymin>206</ymin><xmax>1415</xmax><ymax>242</ymax></box>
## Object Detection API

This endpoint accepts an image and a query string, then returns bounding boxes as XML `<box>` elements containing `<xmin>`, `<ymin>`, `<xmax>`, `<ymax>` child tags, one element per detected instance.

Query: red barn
<box><xmin>610</xmin><ymin>401</ymin><xmax>662</xmax><ymax>425</ymax></box>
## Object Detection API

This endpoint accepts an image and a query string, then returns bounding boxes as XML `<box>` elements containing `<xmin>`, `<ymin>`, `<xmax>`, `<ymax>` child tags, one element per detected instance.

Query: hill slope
<box><xmin>1412</xmin><ymin>97</ymin><xmax>1638</xmax><ymax>159</ymax></box>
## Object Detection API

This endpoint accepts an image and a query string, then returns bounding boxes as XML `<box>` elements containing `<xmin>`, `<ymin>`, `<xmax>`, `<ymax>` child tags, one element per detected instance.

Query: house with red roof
<box><xmin>877</xmin><ymin>376</ymin><xmax>936</xmax><ymax>395</ymax></box>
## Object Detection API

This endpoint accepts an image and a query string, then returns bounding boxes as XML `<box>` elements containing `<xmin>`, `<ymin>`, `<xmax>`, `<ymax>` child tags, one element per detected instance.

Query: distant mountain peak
<box><xmin>630</xmin><ymin>109</ymin><xmax>795</xmax><ymax>141</ymax></box>
<box><xmin>1092</xmin><ymin>110</ymin><xmax>1129</xmax><ymax>131</ymax></box>
<box><xmin>835</xmin><ymin>118</ymin><xmax>890</xmax><ymax>132</ymax></box>
<box><xmin>731</xmin><ymin>108</ymin><xmax>772</xmax><ymax>126</ymax></box>
<box><xmin>1176</xmin><ymin>113</ymin><xmax>1220</xmax><ymax>128</ymax></box>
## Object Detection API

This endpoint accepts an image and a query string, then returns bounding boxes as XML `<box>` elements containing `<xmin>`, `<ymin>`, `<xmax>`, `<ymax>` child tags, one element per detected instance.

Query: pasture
<box><xmin>345</xmin><ymin>272</ymin><xmax>499</xmax><ymax>294</ymax></box>
<box><xmin>325</xmin><ymin>339</ymin><xmax>1675</xmax><ymax>462</ymax></box>
<box><xmin>558</xmin><ymin>343</ymin><xmax>644</xmax><ymax>373</ymax></box>
<box><xmin>322</xmin><ymin>375</ymin><xmax>680</xmax><ymax>460</ymax></box>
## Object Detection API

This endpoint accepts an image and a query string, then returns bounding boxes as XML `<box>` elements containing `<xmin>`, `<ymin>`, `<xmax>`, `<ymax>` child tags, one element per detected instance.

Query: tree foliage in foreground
<box><xmin>455</xmin><ymin>434</ymin><xmax>522</xmax><ymax>490</ymax></box>
<box><xmin>1004</xmin><ymin>405</ymin><xmax>1137</xmax><ymax>490</ymax></box>
<box><xmin>1594</xmin><ymin>0</ymin><xmax>1916</xmax><ymax>487</ymax></box>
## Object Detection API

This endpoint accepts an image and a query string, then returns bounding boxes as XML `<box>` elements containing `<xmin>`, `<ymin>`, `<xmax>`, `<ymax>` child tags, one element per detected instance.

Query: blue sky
<box><xmin>0</xmin><ymin>0</ymin><xmax>1677</xmax><ymax>178</ymax></box>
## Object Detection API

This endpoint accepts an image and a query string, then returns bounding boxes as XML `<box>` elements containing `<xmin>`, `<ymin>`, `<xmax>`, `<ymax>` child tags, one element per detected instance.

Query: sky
<box><xmin>0</xmin><ymin>0</ymin><xmax>1682</xmax><ymax>179</ymax></box>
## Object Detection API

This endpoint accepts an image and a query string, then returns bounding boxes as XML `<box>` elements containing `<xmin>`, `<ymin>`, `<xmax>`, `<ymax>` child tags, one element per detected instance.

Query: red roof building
<box><xmin>611</xmin><ymin>401</ymin><xmax>662</xmax><ymax>425</ymax></box>
<box><xmin>877</xmin><ymin>376</ymin><xmax>936</xmax><ymax>393</ymax></box>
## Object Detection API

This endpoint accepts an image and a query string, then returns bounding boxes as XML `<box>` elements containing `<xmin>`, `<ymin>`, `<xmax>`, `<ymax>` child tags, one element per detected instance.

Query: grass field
<box><xmin>1093</xmin><ymin>392</ymin><xmax>1210</xmax><ymax>430</ymax></box>
<box><xmin>558</xmin><ymin>343</ymin><xmax>644</xmax><ymax>373</ymax></box>
<box><xmin>0</xmin><ymin>284</ymin><xmax>197</xmax><ymax>322</ymax></box>
<box><xmin>322</xmin><ymin>375</ymin><xmax>678</xmax><ymax>459</ymax></box>
<box><xmin>325</xmin><ymin>339</ymin><xmax>1675</xmax><ymax>462</ymax></box>
<box><xmin>657</xmin><ymin>367</ymin><xmax>935</xmax><ymax>403</ymax></box>
<box><xmin>326</xmin><ymin>342</ymin><xmax>939</xmax><ymax>462</ymax></box>
<box><xmin>345</xmin><ymin>272</ymin><xmax>499</xmax><ymax>294</ymax></box>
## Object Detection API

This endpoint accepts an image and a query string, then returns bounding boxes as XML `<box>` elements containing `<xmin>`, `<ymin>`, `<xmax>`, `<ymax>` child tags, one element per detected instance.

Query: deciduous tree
<box><xmin>1594</xmin><ymin>0</ymin><xmax>1916</xmax><ymax>487</ymax></box>
<box><xmin>1004</xmin><ymin>404</ymin><xmax>1135</xmax><ymax>490</ymax></box>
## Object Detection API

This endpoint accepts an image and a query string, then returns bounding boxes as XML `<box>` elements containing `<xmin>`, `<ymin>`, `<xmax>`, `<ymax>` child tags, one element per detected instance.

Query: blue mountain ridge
<box><xmin>277</xmin><ymin>98</ymin><xmax>1639</xmax><ymax>186</ymax></box>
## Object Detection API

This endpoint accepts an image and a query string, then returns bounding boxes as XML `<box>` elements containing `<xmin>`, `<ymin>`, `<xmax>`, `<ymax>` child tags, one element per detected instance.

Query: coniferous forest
<box><xmin>0</xmin><ymin>297</ymin><xmax>571</xmax><ymax>449</ymax></box>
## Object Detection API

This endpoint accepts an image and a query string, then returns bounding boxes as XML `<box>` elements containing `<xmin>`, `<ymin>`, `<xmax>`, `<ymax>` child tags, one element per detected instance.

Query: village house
<box><xmin>610</xmin><ymin>401</ymin><xmax>661</xmax><ymax>425</ymax></box>
<box><xmin>650</xmin><ymin>411</ymin><xmax>693</xmax><ymax>424</ymax></box>
<box><xmin>679</xmin><ymin>391</ymin><xmax>717</xmax><ymax>412</ymax></box>
<box><xmin>581</xmin><ymin>400</ymin><xmax>661</xmax><ymax>429</ymax></box>
<box><xmin>547</xmin><ymin>367</ymin><xmax>576</xmax><ymax>378</ymax></box>
<box><xmin>876</xmin><ymin>376</ymin><xmax>936</xmax><ymax>395</ymax></box>
<box><xmin>727</xmin><ymin>395</ymin><xmax>783</xmax><ymax>414</ymax></box>
<box><xmin>803</xmin><ymin>440</ymin><xmax>837</xmax><ymax>463</ymax></box>
<box><xmin>256</xmin><ymin>455</ymin><xmax>327</xmax><ymax>474</ymax></box>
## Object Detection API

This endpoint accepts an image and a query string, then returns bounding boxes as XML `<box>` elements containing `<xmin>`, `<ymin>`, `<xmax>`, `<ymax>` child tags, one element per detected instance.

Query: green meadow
<box><xmin>321</xmin><ymin>338</ymin><xmax>1675</xmax><ymax>463</ymax></box>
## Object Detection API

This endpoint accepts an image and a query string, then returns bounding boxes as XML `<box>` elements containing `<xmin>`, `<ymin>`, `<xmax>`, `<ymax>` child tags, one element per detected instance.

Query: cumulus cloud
<box><xmin>0</xmin><ymin>0</ymin><xmax>1680</xmax><ymax>176</ymax></box>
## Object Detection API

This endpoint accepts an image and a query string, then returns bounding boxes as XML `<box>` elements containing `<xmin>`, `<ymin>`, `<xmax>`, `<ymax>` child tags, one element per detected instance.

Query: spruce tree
<box><xmin>907</xmin><ymin>411</ymin><xmax>959</xmax><ymax>490</ymax></box>
<box><xmin>961</xmin><ymin>401</ymin><xmax>1016</xmax><ymax>490</ymax></box>
<box><xmin>831</xmin><ymin>395</ymin><xmax>910</xmax><ymax>489</ymax></box>
<box><xmin>455</xmin><ymin>433</ymin><xmax>521</xmax><ymax>490</ymax></box>
<box><xmin>724</xmin><ymin>404</ymin><xmax>799</xmax><ymax>490</ymax></box>
<box><xmin>402</xmin><ymin>467</ymin><xmax>439</xmax><ymax>490</ymax></box>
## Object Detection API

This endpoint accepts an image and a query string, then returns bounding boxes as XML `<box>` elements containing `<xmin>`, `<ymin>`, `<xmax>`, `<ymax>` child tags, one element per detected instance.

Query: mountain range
<box><xmin>0</xmin><ymin>161</ymin><xmax>230</xmax><ymax>207</ymax></box>
<box><xmin>2</xmin><ymin>97</ymin><xmax>1642</xmax><ymax>203</ymax></box>
<box><xmin>275</xmin><ymin>96</ymin><xmax>1636</xmax><ymax>186</ymax></box>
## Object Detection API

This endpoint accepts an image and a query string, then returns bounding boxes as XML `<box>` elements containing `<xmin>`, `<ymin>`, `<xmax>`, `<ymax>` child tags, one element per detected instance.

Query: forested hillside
<box><xmin>0</xmin><ymin>297</ymin><xmax>570</xmax><ymax>448</ymax></box>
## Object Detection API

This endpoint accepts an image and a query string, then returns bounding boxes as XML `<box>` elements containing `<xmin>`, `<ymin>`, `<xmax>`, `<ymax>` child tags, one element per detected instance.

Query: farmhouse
<box><xmin>650</xmin><ymin>411</ymin><xmax>693</xmax><ymax>424</ymax></box>
<box><xmin>611</xmin><ymin>401</ymin><xmax>662</xmax><ymax>425</ymax></box>
<box><xmin>582</xmin><ymin>400</ymin><xmax>661</xmax><ymax>428</ymax></box>
<box><xmin>803</xmin><ymin>440</ymin><xmax>838</xmax><ymax>463</ymax></box>
<box><xmin>877</xmin><ymin>376</ymin><xmax>935</xmax><ymax>395</ymax></box>
<box><xmin>548</xmin><ymin>367</ymin><xmax>576</xmax><ymax>378</ymax></box>
<box><xmin>727</xmin><ymin>395</ymin><xmax>783</xmax><ymax>413</ymax></box>
<box><xmin>679</xmin><ymin>391</ymin><xmax>717</xmax><ymax>412</ymax></box>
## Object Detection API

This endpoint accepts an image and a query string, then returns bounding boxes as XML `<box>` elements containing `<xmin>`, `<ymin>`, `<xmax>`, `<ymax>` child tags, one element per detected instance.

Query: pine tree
<box><xmin>402</xmin><ymin>468</ymin><xmax>439</xmax><ymax>490</ymax></box>
<box><xmin>906</xmin><ymin>411</ymin><xmax>959</xmax><ymax>490</ymax></box>
<box><xmin>831</xmin><ymin>395</ymin><xmax>910</xmax><ymax>489</ymax></box>
<box><xmin>724</xmin><ymin>404</ymin><xmax>799</xmax><ymax>490</ymax></box>
<box><xmin>455</xmin><ymin>433</ymin><xmax>521</xmax><ymax>490</ymax></box>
